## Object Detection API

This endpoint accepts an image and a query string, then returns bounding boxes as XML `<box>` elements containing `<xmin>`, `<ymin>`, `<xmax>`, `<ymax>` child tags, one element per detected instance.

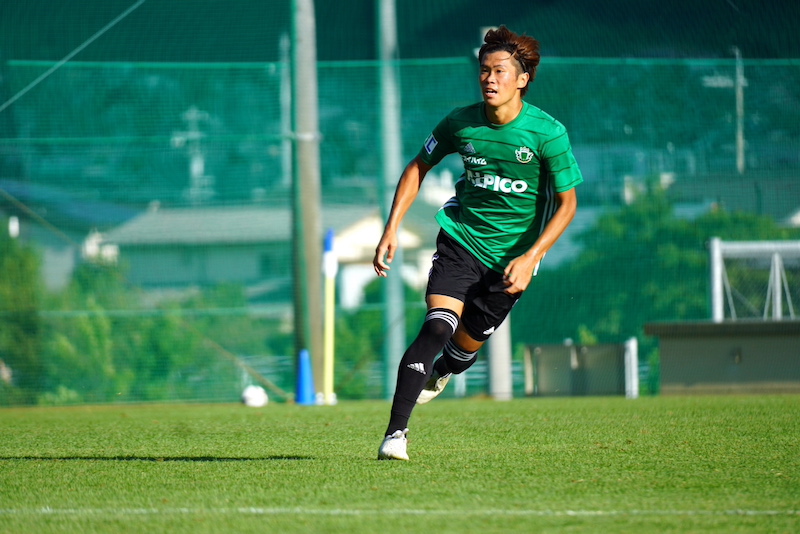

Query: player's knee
<box><xmin>421</xmin><ymin>307</ymin><xmax>459</xmax><ymax>342</ymax></box>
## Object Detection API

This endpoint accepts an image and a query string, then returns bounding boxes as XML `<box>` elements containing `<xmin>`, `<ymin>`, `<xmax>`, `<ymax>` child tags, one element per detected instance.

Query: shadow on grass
<box><xmin>0</xmin><ymin>455</ymin><xmax>313</xmax><ymax>462</ymax></box>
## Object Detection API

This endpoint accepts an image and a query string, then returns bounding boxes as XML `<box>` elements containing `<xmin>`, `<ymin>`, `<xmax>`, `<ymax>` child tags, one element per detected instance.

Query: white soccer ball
<box><xmin>241</xmin><ymin>385</ymin><xmax>269</xmax><ymax>407</ymax></box>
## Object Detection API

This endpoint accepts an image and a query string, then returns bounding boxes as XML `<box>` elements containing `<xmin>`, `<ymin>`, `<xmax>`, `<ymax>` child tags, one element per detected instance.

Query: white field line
<box><xmin>0</xmin><ymin>507</ymin><xmax>798</xmax><ymax>518</ymax></box>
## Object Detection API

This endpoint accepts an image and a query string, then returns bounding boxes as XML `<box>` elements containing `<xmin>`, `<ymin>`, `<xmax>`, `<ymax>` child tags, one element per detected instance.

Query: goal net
<box><xmin>710</xmin><ymin>238</ymin><xmax>800</xmax><ymax>321</ymax></box>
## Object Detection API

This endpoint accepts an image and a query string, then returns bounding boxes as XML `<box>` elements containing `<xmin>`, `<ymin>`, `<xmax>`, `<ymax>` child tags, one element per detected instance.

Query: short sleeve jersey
<box><xmin>418</xmin><ymin>101</ymin><xmax>583</xmax><ymax>272</ymax></box>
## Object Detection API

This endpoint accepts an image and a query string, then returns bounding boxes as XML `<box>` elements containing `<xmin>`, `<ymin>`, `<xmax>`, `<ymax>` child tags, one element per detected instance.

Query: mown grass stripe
<box><xmin>1</xmin><ymin>507</ymin><xmax>798</xmax><ymax>517</ymax></box>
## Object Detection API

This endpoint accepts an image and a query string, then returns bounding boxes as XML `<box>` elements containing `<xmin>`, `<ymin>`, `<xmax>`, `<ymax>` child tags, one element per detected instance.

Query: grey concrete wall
<box><xmin>645</xmin><ymin>321</ymin><xmax>800</xmax><ymax>394</ymax></box>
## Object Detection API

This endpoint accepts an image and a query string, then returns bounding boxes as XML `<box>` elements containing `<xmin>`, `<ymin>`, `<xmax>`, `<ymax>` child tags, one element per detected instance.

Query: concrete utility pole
<box><xmin>377</xmin><ymin>0</ymin><xmax>406</xmax><ymax>399</ymax></box>
<box><xmin>733</xmin><ymin>46</ymin><xmax>746</xmax><ymax>175</ymax></box>
<box><xmin>702</xmin><ymin>47</ymin><xmax>747</xmax><ymax>176</ymax></box>
<box><xmin>478</xmin><ymin>25</ymin><xmax>515</xmax><ymax>400</ymax></box>
<box><xmin>280</xmin><ymin>33</ymin><xmax>292</xmax><ymax>188</ymax></box>
<box><xmin>488</xmin><ymin>320</ymin><xmax>513</xmax><ymax>401</ymax></box>
<box><xmin>172</xmin><ymin>106</ymin><xmax>215</xmax><ymax>205</ymax></box>
<box><xmin>291</xmin><ymin>0</ymin><xmax>324</xmax><ymax>393</ymax></box>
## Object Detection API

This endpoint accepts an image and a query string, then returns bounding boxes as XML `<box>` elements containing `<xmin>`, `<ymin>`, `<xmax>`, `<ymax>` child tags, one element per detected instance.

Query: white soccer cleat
<box><xmin>416</xmin><ymin>371</ymin><xmax>452</xmax><ymax>404</ymax></box>
<box><xmin>377</xmin><ymin>428</ymin><xmax>409</xmax><ymax>461</ymax></box>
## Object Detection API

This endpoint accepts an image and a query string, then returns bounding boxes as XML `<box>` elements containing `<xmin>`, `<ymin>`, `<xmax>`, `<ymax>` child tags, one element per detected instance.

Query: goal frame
<box><xmin>709</xmin><ymin>237</ymin><xmax>800</xmax><ymax>322</ymax></box>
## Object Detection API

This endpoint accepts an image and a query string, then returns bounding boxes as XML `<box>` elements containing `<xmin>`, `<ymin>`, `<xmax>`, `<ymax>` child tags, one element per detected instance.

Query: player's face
<box><xmin>479</xmin><ymin>51</ymin><xmax>529</xmax><ymax>110</ymax></box>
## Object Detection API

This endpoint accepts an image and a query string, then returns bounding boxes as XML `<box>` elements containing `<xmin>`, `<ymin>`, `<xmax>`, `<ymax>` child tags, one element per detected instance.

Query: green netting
<box><xmin>4</xmin><ymin>57</ymin><xmax>798</xmax><ymax>203</ymax></box>
<box><xmin>1</xmin><ymin>2</ymin><xmax>799</xmax><ymax>406</ymax></box>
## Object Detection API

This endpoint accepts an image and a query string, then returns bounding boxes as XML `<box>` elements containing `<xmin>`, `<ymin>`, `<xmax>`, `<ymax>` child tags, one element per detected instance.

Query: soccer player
<box><xmin>373</xmin><ymin>26</ymin><xmax>583</xmax><ymax>460</ymax></box>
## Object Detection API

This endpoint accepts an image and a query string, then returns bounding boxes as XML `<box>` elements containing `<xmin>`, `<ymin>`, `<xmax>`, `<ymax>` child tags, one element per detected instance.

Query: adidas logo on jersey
<box><xmin>407</xmin><ymin>362</ymin><xmax>426</xmax><ymax>374</ymax></box>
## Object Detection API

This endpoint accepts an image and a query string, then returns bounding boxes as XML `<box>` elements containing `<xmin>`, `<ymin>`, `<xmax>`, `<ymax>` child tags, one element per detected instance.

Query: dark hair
<box><xmin>478</xmin><ymin>26</ymin><xmax>541</xmax><ymax>97</ymax></box>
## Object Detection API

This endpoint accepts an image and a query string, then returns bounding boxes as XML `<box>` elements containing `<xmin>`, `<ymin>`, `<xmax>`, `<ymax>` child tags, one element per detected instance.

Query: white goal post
<box><xmin>709</xmin><ymin>237</ymin><xmax>800</xmax><ymax>322</ymax></box>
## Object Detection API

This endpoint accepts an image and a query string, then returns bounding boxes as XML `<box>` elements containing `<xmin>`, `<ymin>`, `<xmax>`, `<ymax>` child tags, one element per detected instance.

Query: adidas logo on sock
<box><xmin>407</xmin><ymin>362</ymin><xmax>426</xmax><ymax>374</ymax></box>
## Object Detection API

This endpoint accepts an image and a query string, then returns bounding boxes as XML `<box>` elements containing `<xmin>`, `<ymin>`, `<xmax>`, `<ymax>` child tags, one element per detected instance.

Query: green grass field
<box><xmin>1</xmin><ymin>395</ymin><xmax>798</xmax><ymax>533</ymax></box>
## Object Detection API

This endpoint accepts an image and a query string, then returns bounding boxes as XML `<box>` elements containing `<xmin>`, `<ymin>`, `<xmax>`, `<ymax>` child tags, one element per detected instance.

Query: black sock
<box><xmin>434</xmin><ymin>339</ymin><xmax>478</xmax><ymax>376</ymax></box>
<box><xmin>385</xmin><ymin>308</ymin><xmax>458</xmax><ymax>436</ymax></box>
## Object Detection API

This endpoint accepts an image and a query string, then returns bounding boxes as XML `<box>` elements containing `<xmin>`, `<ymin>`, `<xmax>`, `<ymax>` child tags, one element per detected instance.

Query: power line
<box><xmin>0</xmin><ymin>0</ymin><xmax>147</xmax><ymax>115</ymax></box>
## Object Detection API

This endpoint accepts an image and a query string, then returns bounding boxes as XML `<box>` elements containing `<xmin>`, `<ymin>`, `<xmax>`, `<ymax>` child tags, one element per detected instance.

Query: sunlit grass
<box><xmin>1</xmin><ymin>396</ymin><xmax>798</xmax><ymax>533</ymax></box>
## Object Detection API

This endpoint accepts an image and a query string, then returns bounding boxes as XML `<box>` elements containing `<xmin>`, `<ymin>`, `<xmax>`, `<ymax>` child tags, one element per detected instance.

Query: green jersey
<box><xmin>418</xmin><ymin>101</ymin><xmax>583</xmax><ymax>272</ymax></box>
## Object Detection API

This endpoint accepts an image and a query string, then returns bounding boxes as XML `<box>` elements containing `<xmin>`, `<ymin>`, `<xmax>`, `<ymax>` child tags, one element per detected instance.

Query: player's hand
<box><xmin>502</xmin><ymin>253</ymin><xmax>541</xmax><ymax>294</ymax></box>
<box><xmin>373</xmin><ymin>232</ymin><xmax>397</xmax><ymax>277</ymax></box>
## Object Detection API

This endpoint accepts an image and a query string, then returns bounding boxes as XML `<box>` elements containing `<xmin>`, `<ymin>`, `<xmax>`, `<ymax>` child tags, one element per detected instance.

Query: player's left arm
<box><xmin>502</xmin><ymin>187</ymin><xmax>577</xmax><ymax>294</ymax></box>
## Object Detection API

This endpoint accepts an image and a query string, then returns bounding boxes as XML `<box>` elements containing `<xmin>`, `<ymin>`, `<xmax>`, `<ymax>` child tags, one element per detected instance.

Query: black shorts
<box><xmin>426</xmin><ymin>230</ymin><xmax>521</xmax><ymax>342</ymax></box>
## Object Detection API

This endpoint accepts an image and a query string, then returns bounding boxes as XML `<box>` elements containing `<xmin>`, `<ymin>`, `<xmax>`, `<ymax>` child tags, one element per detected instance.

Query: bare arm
<box><xmin>503</xmin><ymin>187</ymin><xmax>578</xmax><ymax>294</ymax></box>
<box><xmin>373</xmin><ymin>155</ymin><xmax>434</xmax><ymax>277</ymax></box>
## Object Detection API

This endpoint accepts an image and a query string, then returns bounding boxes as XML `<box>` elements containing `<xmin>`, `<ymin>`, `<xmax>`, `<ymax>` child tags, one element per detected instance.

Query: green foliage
<box><xmin>333</xmin><ymin>309</ymin><xmax>384</xmax><ymax>399</ymax></box>
<box><xmin>576</xmin><ymin>324</ymin><xmax>599</xmax><ymax>346</ymax></box>
<box><xmin>24</xmin><ymin>260</ymin><xmax>276</xmax><ymax>405</ymax></box>
<box><xmin>42</xmin><ymin>298</ymin><xmax>117</xmax><ymax>403</ymax></box>
<box><xmin>5</xmin><ymin>188</ymin><xmax>798</xmax><ymax>406</ymax></box>
<box><xmin>644</xmin><ymin>348</ymin><xmax>661</xmax><ymax>395</ymax></box>
<box><xmin>512</xmin><ymin>191</ymin><xmax>800</xmax><ymax>353</ymax></box>
<box><xmin>0</xmin><ymin>229</ymin><xmax>43</xmax><ymax>405</ymax></box>
<box><xmin>334</xmin><ymin>278</ymin><xmax>427</xmax><ymax>400</ymax></box>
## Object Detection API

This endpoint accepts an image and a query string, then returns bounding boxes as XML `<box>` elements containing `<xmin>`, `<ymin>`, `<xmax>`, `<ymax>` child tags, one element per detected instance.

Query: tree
<box><xmin>43</xmin><ymin>267</ymin><xmax>248</xmax><ymax>404</ymax></box>
<box><xmin>0</xmin><ymin>226</ymin><xmax>43</xmax><ymax>405</ymax></box>
<box><xmin>511</xmin><ymin>191</ymin><xmax>800</xmax><ymax>352</ymax></box>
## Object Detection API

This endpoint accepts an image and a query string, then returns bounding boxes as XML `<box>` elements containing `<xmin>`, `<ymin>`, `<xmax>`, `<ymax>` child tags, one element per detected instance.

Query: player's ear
<box><xmin>517</xmin><ymin>71</ymin><xmax>530</xmax><ymax>90</ymax></box>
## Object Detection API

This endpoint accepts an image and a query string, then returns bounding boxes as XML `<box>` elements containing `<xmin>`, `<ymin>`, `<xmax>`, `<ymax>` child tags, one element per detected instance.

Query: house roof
<box><xmin>334</xmin><ymin>213</ymin><xmax>422</xmax><ymax>263</ymax></box>
<box><xmin>0</xmin><ymin>179</ymin><xmax>139</xmax><ymax>231</ymax></box>
<box><xmin>101</xmin><ymin>204</ymin><xmax>377</xmax><ymax>246</ymax></box>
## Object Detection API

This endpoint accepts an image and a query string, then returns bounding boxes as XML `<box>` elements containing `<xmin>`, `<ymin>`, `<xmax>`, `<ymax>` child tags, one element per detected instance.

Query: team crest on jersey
<box><xmin>515</xmin><ymin>146</ymin><xmax>534</xmax><ymax>163</ymax></box>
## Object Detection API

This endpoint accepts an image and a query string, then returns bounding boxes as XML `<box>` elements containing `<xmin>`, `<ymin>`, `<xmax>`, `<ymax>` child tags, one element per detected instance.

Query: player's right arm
<box><xmin>373</xmin><ymin>155</ymin><xmax>433</xmax><ymax>277</ymax></box>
